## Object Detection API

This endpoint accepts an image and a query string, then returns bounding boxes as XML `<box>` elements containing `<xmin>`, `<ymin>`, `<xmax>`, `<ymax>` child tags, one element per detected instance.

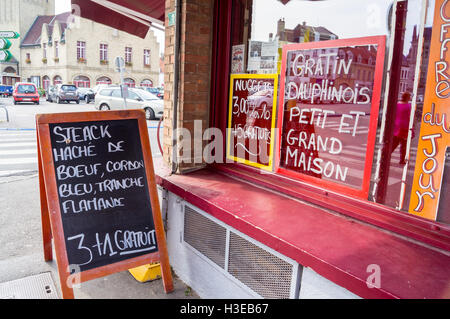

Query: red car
<box><xmin>13</xmin><ymin>82</ymin><xmax>40</xmax><ymax>105</ymax></box>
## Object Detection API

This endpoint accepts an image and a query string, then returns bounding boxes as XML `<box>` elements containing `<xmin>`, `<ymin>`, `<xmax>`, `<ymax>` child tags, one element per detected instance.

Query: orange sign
<box><xmin>409</xmin><ymin>0</ymin><xmax>450</xmax><ymax>220</ymax></box>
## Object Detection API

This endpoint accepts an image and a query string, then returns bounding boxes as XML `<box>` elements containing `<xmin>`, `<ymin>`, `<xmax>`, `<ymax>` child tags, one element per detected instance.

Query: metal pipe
<box><xmin>171</xmin><ymin>0</ymin><xmax>182</xmax><ymax>174</ymax></box>
<box><xmin>375</xmin><ymin>0</ymin><xmax>408</xmax><ymax>203</ymax></box>
<box><xmin>398</xmin><ymin>0</ymin><xmax>428</xmax><ymax>209</ymax></box>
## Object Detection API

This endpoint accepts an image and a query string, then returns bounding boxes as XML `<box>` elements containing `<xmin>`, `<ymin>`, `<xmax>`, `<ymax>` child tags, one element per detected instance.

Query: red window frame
<box><xmin>42</xmin><ymin>77</ymin><xmax>50</xmax><ymax>90</ymax></box>
<box><xmin>141</xmin><ymin>79</ymin><xmax>153</xmax><ymax>87</ymax></box>
<box><xmin>74</xmin><ymin>77</ymin><xmax>90</xmax><ymax>88</ymax></box>
<box><xmin>275</xmin><ymin>36</ymin><xmax>386</xmax><ymax>199</ymax></box>
<box><xmin>96</xmin><ymin>77</ymin><xmax>112</xmax><ymax>85</ymax></box>
<box><xmin>124</xmin><ymin>78</ymin><xmax>135</xmax><ymax>88</ymax></box>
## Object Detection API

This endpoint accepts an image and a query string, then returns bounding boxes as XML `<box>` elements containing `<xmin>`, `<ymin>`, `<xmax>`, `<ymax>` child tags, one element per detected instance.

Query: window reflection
<box><xmin>228</xmin><ymin>0</ymin><xmax>445</xmax><ymax>223</ymax></box>
<box><xmin>280</xmin><ymin>44</ymin><xmax>378</xmax><ymax>189</ymax></box>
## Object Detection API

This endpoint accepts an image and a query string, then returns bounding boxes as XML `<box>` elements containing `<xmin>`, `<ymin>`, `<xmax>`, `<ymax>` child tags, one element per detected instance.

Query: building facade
<box><xmin>0</xmin><ymin>0</ymin><xmax>55</xmax><ymax>85</ymax></box>
<box><xmin>19</xmin><ymin>12</ymin><xmax>160</xmax><ymax>89</ymax></box>
<box><xmin>48</xmin><ymin>0</ymin><xmax>450</xmax><ymax>300</ymax></box>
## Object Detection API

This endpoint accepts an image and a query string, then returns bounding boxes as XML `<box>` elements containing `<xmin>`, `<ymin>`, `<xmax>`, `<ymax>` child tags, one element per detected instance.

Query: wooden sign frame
<box><xmin>275</xmin><ymin>36</ymin><xmax>386</xmax><ymax>199</ymax></box>
<box><xmin>36</xmin><ymin>110</ymin><xmax>173</xmax><ymax>299</ymax></box>
<box><xmin>226</xmin><ymin>73</ymin><xmax>279</xmax><ymax>171</ymax></box>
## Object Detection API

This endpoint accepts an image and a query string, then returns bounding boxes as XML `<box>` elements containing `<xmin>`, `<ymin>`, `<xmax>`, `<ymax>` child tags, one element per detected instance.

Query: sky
<box><xmin>55</xmin><ymin>0</ymin><xmax>71</xmax><ymax>14</ymax></box>
<box><xmin>252</xmin><ymin>0</ymin><xmax>433</xmax><ymax>55</ymax></box>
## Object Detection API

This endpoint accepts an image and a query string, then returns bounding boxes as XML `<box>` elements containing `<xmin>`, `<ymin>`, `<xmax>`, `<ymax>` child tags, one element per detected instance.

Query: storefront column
<box><xmin>163</xmin><ymin>0</ymin><xmax>214</xmax><ymax>173</ymax></box>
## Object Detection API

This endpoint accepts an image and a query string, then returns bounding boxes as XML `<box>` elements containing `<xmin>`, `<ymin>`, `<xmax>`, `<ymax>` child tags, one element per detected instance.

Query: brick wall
<box><xmin>164</xmin><ymin>0</ymin><xmax>214</xmax><ymax>173</ymax></box>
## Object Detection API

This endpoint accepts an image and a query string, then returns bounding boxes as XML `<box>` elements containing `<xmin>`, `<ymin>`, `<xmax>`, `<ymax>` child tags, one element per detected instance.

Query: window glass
<box><xmin>228</xmin><ymin>0</ymin><xmax>443</xmax><ymax>223</ymax></box>
<box><xmin>100</xmin><ymin>89</ymin><xmax>114</xmax><ymax>96</ymax></box>
<box><xmin>127</xmin><ymin>90</ymin><xmax>140</xmax><ymax>100</ymax></box>
<box><xmin>138</xmin><ymin>90</ymin><xmax>159</xmax><ymax>101</ymax></box>
<box><xmin>61</xmin><ymin>85</ymin><xmax>77</xmax><ymax>92</ymax></box>
<box><xmin>17</xmin><ymin>85</ymin><xmax>36</xmax><ymax>93</ymax></box>
<box><xmin>111</xmin><ymin>89</ymin><xmax>122</xmax><ymax>98</ymax></box>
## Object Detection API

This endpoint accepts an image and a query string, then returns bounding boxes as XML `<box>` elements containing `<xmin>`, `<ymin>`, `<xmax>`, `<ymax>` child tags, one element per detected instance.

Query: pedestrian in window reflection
<box><xmin>391</xmin><ymin>91</ymin><xmax>413</xmax><ymax>165</ymax></box>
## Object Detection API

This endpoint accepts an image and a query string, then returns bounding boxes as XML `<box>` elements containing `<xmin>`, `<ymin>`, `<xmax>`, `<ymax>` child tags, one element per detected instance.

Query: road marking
<box><xmin>0</xmin><ymin>142</ymin><xmax>36</xmax><ymax>148</ymax></box>
<box><xmin>0</xmin><ymin>138</ymin><xmax>36</xmax><ymax>143</ymax></box>
<box><xmin>0</xmin><ymin>158</ymin><xmax>37</xmax><ymax>164</ymax></box>
<box><xmin>1</xmin><ymin>149</ymin><xmax>37</xmax><ymax>155</ymax></box>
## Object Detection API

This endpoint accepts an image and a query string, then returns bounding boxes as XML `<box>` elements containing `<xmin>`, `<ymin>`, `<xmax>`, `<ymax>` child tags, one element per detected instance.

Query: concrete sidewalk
<box><xmin>0</xmin><ymin>174</ymin><xmax>199</xmax><ymax>299</ymax></box>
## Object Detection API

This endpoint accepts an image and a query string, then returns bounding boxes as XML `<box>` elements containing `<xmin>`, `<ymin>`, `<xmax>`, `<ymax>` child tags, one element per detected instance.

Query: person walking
<box><xmin>391</xmin><ymin>91</ymin><xmax>413</xmax><ymax>165</ymax></box>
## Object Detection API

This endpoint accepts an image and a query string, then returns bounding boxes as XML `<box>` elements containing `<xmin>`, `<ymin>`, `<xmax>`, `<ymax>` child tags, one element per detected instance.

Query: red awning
<box><xmin>71</xmin><ymin>0</ymin><xmax>165</xmax><ymax>38</ymax></box>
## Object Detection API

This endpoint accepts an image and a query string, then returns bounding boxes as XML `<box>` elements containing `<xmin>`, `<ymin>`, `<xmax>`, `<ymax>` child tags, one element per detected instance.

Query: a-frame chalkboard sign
<box><xmin>36</xmin><ymin>110</ymin><xmax>173</xmax><ymax>299</ymax></box>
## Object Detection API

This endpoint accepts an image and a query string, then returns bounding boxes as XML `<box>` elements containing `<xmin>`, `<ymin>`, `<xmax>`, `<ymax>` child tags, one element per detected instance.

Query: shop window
<box><xmin>42</xmin><ymin>76</ymin><xmax>50</xmax><ymax>90</ymax></box>
<box><xmin>53</xmin><ymin>75</ymin><xmax>62</xmax><ymax>85</ymax></box>
<box><xmin>96</xmin><ymin>76</ymin><xmax>112</xmax><ymax>85</ymax></box>
<box><xmin>221</xmin><ymin>0</ymin><xmax>448</xmax><ymax>226</ymax></box>
<box><xmin>141</xmin><ymin>79</ymin><xmax>153</xmax><ymax>87</ymax></box>
<box><xmin>74</xmin><ymin>75</ymin><xmax>91</xmax><ymax>88</ymax></box>
<box><xmin>124</xmin><ymin>78</ymin><xmax>135</xmax><ymax>88</ymax></box>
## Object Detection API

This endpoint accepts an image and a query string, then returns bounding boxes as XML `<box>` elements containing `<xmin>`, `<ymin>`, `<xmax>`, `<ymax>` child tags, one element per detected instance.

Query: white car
<box><xmin>95</xmin><ymin>87</ymin><xmax>164</xmax><ymax>120</ymax></box>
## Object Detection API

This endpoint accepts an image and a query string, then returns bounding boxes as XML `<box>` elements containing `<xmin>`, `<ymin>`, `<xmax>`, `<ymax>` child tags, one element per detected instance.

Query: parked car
<box><xmin>47</xmin><ymin>84</ymin><xmax>80</xmax><ymax>104</ymax></box>
<box><xmin>95</xmin><ymin>87</ymin><xmax>163</xmax><ymax>120</ymax></box>
<box><xmin>91</xmin><ymin>84</ymin><xmax>111</xmax><ymax>94</ymax></box>
<box><xmin>143</xmin><ymin>87</ymin><xmax>163</xmax><ymax>99</ymax></box>
<box><xmin>247</xmin><ymin>89</ymin><xmax>273</xmax><ymax>109</ymax></box>
<box><xmin>12</xmin><ymin>82</ymin><xmax>40</xmax><ymax>105</ymax></box>
<box><xmin>0</xmin><ymin>85</ymin><xmax>13</xmax><ymax>97</ymax></box>
<box><xmin>77</xmin><ymin>87</ymin><xmax>95</xmax><ymax>103</ymax></box>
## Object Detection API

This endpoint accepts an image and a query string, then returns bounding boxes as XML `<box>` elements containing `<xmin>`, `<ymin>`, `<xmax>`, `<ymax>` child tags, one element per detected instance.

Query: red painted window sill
<box><xmin>153</xmin><ymin>158</ymin><xmax>450</xmax><ymax>299</ymax></box>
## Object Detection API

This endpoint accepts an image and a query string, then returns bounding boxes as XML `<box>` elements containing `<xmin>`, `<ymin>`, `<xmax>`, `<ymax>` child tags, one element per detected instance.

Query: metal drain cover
<box><xmin>0</xmin><ymin>273</ymin><xmax>59</xmax><ymax>299</ymax></box>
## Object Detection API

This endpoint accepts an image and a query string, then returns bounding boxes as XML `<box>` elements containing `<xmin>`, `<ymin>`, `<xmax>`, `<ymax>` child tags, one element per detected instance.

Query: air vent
<box><xmin>184</xmin><ymin>205</ymin><xmax>227</xmax><ymax>269</ymax></box>
<box><xmin>183</xmin><ymin>203</ymin><xmax>300</xmax><ymax>299</ymax></box>
<box><xmin>228</xmin><ymin>232</ymin><xmax>293</xmax><ymax>299</ymax></box>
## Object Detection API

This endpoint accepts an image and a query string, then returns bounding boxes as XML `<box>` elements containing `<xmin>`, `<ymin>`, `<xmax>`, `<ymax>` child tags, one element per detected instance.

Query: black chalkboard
<box><xmin>48</xmin><ymin>119</ymin><xmax>157</xmax><ymax>272</ymax></box>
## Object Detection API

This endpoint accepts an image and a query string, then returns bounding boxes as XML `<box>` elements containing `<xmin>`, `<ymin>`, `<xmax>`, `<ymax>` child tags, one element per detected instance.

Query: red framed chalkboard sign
<box><xmin>36</xmin><ymin>110</ymin><xmax>173</xmax><ymax>299</ymax></box>
<box><xmin>275</xmin><ymin>36</ymin><xmax>386</xmax><ymax>198</ymax></box>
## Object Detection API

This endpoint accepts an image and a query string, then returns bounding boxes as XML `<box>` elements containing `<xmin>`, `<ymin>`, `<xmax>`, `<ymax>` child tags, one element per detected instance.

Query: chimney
<box><xmin>277</xmin><ymin>18</ymin><xmax>286</xmax><ymax>40</ymax></box>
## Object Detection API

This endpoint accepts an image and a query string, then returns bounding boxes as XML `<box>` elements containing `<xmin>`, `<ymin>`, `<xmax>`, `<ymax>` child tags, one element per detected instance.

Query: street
<box><xmin>0</xmin><ymin>96</ymin><xmax>197</xmax><ymax>299</ymax></box>
<box><xmin>0</xmin><ymin>97</ymin><xmax>163</xmax><ymax>178</ymax></box>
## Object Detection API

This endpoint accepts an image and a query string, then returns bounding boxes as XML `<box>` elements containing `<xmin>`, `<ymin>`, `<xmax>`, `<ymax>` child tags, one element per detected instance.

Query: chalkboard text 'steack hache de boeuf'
<box><xmin>36</xmin><ymin>110</ymin><xmax>173</xmax><ymax>299</ymax></box>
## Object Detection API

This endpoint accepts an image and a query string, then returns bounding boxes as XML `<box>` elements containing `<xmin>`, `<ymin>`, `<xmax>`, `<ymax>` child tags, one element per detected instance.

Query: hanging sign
<box><xmin>36</xmin><ymin>110</ymin><xmax>173</xmax><ymax>299</ymax></box>
<box><xmin>0</xmin><ymin>50</ymin><xmax>11</xmax><ymax>62</ymax></box>
<box><xmin>0</xmin><ymin>31</ymin><xmax>19</xmax><ymax>62</ymax></box>
<box><xmin>408</xmin><ymin>0</ymin><xmax>450</xmax><ymax>221</ymax></box>
<box><xmin>0</xmin><ymin>31</ymin><xmax>19</xmax><ymax>39</ymax></box>
<box><xmin>227</xmin><ymin>74</ymin><xmax>278</xmax><ymax>171</ymax></box>
<box><xmin>0</xmin><ymin>38</ymin><xmax>11</xmax><ymax>50</ymax></box>
<box><xmin>275</xmin><ymin>36</ymin><xmax>386</xmax><ymax>198</ymax></box>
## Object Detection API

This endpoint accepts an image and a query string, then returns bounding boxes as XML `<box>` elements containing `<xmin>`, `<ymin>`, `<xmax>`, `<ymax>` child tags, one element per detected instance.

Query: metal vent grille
<box><xmin>184</xmin><ymin>205</ymin><xmax>227</xmax><ymax>269</ymax></box>
<box><xmin>228</xmin><ymin>232</ymin><xmax>293</xmax><ymax>299</ymax></box>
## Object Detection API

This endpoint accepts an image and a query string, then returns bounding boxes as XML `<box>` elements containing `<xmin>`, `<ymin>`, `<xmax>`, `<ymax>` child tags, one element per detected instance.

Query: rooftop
<box><xmin>20</xmin><ymin>12</ymin><xmax>71</xmax><ymax>47</ymax></box>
